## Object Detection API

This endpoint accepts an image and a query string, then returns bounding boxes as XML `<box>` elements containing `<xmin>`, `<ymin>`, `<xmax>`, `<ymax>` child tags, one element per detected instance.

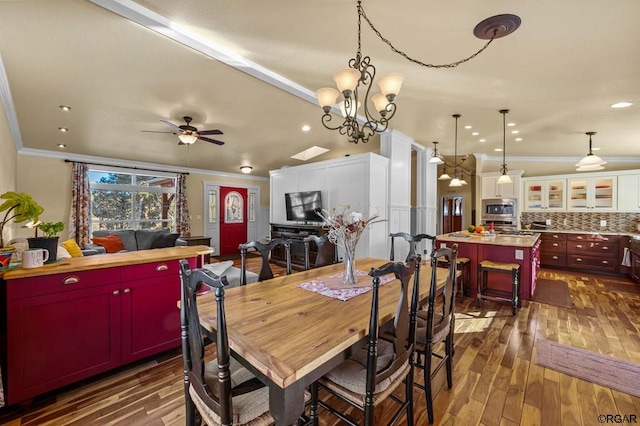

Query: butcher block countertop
<box><xmin>1</xmin><ymin>245</ymin><xmax>213</xmax><ymax>280</ymax></box>
<box><xmin>437</xmin><ymin>231</ymin><xmax>541</xmax><ymax>248</ymax></box>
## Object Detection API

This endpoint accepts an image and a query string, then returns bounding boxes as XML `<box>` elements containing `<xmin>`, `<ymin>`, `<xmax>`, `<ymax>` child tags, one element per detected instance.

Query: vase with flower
<box><xmin>317</xmin><ymin>205</ymin><xmax>382</xmax><ymax>285</ymax></box>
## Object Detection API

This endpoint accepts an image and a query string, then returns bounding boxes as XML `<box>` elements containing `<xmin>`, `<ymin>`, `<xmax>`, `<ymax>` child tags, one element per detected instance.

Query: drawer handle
<box><xmin>124</xmin><ymin>288</ymin><xmax>131</xmax><ymax>293</ymax></box>
<box><xmin>156</xmin><ymin>264</ymin><xmax>169</xmax><ymax>271</ymax></box>
<box><xmin>576</xmin><ymin>244</ymin><xmax>582</xmax><ymax>248</ymax></box>
<box><xmin>602</xmin><ymin>260</ymin><xmax>608</xmax><ymax>265</ymax></box>
<box><xmin>576</xmin><ymin>258</ymin><xmax>582</xmax><ymax>262</ymax></box>
<box><xmin>552</xmin><ymin>256</ymin><xmax>558</xmax><ymax>260</ymax></box>
<box><xmin>577</xmin><ymin>236</ymin><xmax>583</xmax><ymax>240</ymax></box>
<box><xmin>113</xmin><ymin>290</ymin><xmax>120</xmax><ymax>295</ymax></box>
<box><xmin>602</xmin><ymin>246</ymin><xmax>608</xmax><ymax>250</ymax></box>
<box><xmin>553</xmin><ymin>243</ymin><xmax>559</xmax><ymax>247</ymax></box>
<box><xmin>62</xmin><ymin>276</ymin><xmax>80</xmax><ymax>285</ymax></box>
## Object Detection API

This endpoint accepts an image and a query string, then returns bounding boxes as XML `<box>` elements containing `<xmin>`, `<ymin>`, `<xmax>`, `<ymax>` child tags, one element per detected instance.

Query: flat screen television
<box><xmin>285</xmin><ymin>190</ymin><xmax>322</xmax><ymax>222</ymax></box>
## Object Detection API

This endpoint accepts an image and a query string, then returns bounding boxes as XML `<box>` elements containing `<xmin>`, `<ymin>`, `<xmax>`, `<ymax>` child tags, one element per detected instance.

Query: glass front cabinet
<box><xmin>523</xmin><ymin>179</ymin><xmax>566</xmax><ymax>211</ymax></box>
<box><xmin>567</xmin><ymin>176</ymin><xmax>616</xmax><ymax>211</ymax></box>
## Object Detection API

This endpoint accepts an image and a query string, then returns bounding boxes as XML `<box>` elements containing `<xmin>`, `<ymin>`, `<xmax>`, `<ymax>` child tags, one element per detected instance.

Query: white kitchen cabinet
<box><xmin>523</xmin><ymin>178</ymin><xmax>566</xmax><ymax>211</ymax></box>
<box><xmin>567</xmin><ymin>176</ymin><xmax>616</xmax><ymax>211</ymax></box>
<box><xmin>481</xmin><ymin>174</ymin><xmax>521</xmax><ymax>199</ymax></box>
<box><xmin>617</xmin><ymin>174</ymin><xmax>640</xmax><ymax>212</ymax></box>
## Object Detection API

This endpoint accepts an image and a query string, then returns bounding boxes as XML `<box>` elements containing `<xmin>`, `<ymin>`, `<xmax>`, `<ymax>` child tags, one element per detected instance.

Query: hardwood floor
<box><xmin>1</xmin><ymin>264</ymin><xmax>638</xmax><ymax>425</ymax></box>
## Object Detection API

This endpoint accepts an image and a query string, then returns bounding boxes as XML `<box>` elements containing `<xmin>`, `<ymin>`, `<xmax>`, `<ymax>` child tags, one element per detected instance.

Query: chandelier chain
<box><xmin>358</xmin><ymin>2</ymin><xmax>497</xmax><ymax>69</ymax></box>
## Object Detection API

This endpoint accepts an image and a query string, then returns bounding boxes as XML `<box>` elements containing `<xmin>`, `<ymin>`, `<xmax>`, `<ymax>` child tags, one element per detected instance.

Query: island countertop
<box><xmin>436</xmin><ymin>231</ymin><xmax>541</xmax><ymax>248</ymax></box>
<box><xmin>1</xmin><ymin>245</ymin><xmax>214</xmax><ymax>280</ymax></box>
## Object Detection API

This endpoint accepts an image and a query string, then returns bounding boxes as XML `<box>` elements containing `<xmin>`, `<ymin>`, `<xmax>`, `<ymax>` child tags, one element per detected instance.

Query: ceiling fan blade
<box><xmin>199</xmin><ymin>136</ymin><xmax>225</xmax><ymax>145</ymax></box>
<box><xmin>141</xmin><ymin>130</ymin><xmax>176</xmax><ymax>134</ymax></box>
<box><xmin>198</xmin><ymin>129</ymin><xmax>223</xmax><ymax>136</ymax></box>
<box><xmin>160</xmin><ymin>120</ymin><xmax>183</xmax><ymax>132</ymax></box>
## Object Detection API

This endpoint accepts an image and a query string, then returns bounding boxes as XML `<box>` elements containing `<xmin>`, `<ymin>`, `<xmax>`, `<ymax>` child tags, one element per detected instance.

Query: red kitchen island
<box><xmin>436</xmin><ymin>231</ymin><xmax>541</xmax><ymax>303</ymax></box>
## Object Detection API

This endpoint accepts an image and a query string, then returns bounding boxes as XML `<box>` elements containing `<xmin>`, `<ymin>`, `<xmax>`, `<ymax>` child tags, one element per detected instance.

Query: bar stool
<box><xmin>438</xmin><ymin>257</ymin><xmax>471</xmax><ymax>301</ymax></box>
<box><xmin>477</xmin><ymin>260</ymin><xmax>521</xmax><ymax>315</ymax></box>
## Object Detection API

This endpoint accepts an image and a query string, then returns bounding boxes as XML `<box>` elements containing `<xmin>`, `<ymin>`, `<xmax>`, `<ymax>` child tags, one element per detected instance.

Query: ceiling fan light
<box><xmin>497</xmin><ymin>173</ymin><xmax>512</xmax><ymax>184</ymax></box>
<box><xmin>449</xmin><ymin>177</ymin><xmax>462</xmax><ymax>187</ymax></box>
<box><xmin>178</xmin><ymin>133</ymin><xmax>198</xmax><ymax>145</ymax></box>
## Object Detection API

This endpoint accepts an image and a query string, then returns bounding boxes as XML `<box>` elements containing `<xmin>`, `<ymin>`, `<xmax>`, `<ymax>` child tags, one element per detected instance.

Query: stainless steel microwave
<box><xmin>481</xmin><ymin>198</ymin><xmax>517</xmax><ymax>220</ymax></box>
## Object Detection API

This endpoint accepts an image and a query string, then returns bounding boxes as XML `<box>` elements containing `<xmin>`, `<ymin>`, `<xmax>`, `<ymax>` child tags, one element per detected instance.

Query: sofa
<box><xmin>83</xmin><ymin>228</ymin><xmax>186</xmax><ymax>255</ymax></box>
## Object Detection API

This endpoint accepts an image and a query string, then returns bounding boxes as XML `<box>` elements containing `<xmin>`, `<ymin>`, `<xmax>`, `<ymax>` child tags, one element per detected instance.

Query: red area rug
<box><xmin>536</xmin><ymin>339</ymin><xmax>640</xmax><ymax>398</ymax></box>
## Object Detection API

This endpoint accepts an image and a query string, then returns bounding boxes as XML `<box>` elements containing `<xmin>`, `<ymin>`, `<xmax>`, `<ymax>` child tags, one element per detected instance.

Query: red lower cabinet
<box><xmin>4</xmin><ymin>257</ymin><xmax>194</xmax><ymax>405</ymax></box>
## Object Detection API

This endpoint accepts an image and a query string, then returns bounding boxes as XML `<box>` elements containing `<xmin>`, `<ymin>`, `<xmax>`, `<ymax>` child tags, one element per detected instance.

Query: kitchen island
<box><xmin>436</xmin><ymin>231</ymin><xmax>541</xmax><ymax>303</ymax></box>
<box><xmin>0</xmin><ymin>245</ymin><xmax>213</xmax><ymax>406</ymax></box>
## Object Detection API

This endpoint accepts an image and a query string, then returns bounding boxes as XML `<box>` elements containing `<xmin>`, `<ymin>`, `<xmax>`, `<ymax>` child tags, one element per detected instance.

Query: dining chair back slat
<box><xmin>389</xmin><ymin>232</ymin><xmax>436</xmax><ymax>262</ymax></box>
<box><xmin>239</xmin><ymin>238</ymin><xmax>291</xmax><ymax>285</ymax></box>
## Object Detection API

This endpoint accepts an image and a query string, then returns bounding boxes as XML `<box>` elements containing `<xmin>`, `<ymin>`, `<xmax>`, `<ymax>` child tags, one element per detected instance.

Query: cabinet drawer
<box><xmin>541</xmin><ymin>233</ymin><xmax>567</xmax><ymax>242</ymax></box>
<box><xmin>7</xmin><ymin>268</ymin><xmax>121</xmax><ymax>300</ymax></box>
<box><xmin>121</xmin><ymin>259</ymin><xmax>180</xmax><ymax>281</ymax></box>
<box><xmin>541</xmin><ymin>240</ymin><xmax>566</xmax><ymax>253</ymax></box>
<box><xmin>541</xmin><ymin>253</ymin><xmax>566</xmax><ymax>267</ymax></box>
<box><xmin>566</xmin><ymin>241</ymin><xmax>618</xmax><ymax>255</ymax></box>
<box><xmin>567</xmin><ymin>254</ymin><xmax>617</xmax><ymax>271</ymax></box>
<box><xmin>567</xmin><ymin>234</ymin><xmax>614</xmax><ymax>243</ymax></box>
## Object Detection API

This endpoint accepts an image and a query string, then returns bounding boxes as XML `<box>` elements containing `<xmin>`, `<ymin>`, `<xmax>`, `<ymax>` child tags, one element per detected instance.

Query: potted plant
<box><xmin>0</xmin><ymin>191</ymin><xmax>44</xmax><ymax>248</ymax></box>
<box><xmin>29</xmin><ymin>221</ymin><xmax>64</xmax><ymax>263</ymax></box>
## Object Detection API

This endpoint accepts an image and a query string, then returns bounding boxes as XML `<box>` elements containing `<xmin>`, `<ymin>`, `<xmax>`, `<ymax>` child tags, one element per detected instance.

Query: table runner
<box><xmin>297</xmin><ymin>269</ymin><xmax>395</xmax><ymax>301</ymax></box>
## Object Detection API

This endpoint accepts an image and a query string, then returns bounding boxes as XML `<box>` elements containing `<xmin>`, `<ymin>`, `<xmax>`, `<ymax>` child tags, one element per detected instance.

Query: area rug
<box><xmin>599</xmin><ymin>280</ymin><xmax>640</xmax><ymax>296</ymax></box>
<box><xmin>536</xmin><ymin>339</ymin><xmax>640</xmax><ymax>398</ymax></box>
<box><xmin>532</xmin><ymin>278</ymin><xmax>573</xmax><ymax>308</ymax></box>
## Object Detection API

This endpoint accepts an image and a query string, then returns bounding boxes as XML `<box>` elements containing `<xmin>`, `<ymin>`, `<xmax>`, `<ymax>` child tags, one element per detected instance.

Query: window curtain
<box><xmin>176</xmin><ymin>173</ymin><xmax>191</xmax><ymax>236</ymax></box>
<box><xmin>68</xmin><ymin>162</ymin><xmax>90</xmax><ymax>247</ymax></box>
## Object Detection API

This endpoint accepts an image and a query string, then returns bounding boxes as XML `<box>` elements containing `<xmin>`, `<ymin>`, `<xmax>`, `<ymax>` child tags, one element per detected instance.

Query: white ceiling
<box><xmin>1</xmin><ymin>0</ymin><xmax>639</xmax><ymax>177</ymax></box>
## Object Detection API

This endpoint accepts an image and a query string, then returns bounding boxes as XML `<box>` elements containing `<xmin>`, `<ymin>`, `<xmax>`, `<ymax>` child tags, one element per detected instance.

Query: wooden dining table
<box><xmin>194</xmin><ymin>257</ymin><xmax>452</xmax><ymax>425</ymax></box>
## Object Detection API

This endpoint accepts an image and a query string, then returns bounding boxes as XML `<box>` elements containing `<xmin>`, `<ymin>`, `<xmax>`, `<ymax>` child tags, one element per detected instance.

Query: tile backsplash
<box><xmin>521</xmin><ymin>212</ymin><xmax>640</xmax><ymax>233</ymax></box>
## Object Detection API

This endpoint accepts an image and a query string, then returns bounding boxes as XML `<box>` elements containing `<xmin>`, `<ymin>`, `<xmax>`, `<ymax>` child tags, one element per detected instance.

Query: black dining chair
<box><xmin>414</xmin><ymin>244</ymin><xmax>458</xmax><ymax>424</ymax></box>
<box><xmin>178</xmin><ymin>259</ymin><xmax>274</xmax><ymax>426</ymax></box>
<box><xmin>302</xmin><ymin>234</ymin><xmax>335</xmax><ymax>270</ymax></box>
<box><xmin>310</xmin><ymin>255</ymin><xmax>422</xmax><ymax>426</ymax></box>
<box><xmin>239</xmin><ymin>238</ymin><xmax>292</xmax><ymax>285</ymax></box>
<box><xmin>389</xmin><ymin>232</ymin><xmax>436</xmax><ymax>262</ymax></box>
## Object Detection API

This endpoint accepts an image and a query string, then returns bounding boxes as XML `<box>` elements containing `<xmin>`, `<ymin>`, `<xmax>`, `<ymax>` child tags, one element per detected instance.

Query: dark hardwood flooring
<box><xmin>1</xmin><ymin>260</ymin><xmax>639</xmax><ymax>425</ymax></box>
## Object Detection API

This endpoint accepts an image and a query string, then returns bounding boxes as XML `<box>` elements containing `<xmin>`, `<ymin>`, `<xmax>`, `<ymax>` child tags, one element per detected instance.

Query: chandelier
<box><xmin>576</xmin><ymin>132</ymin><xmax>606</xmax><ymax>171</ymax></box>
<box><xmin>316</xmin><ymin>2</ymin><xmax>521</xmax><ymax>144</ymax></box>
<box><xmin>497</xmin><ymin>109</ymin><xmax>512</xmax><ymax>184</ymax></box>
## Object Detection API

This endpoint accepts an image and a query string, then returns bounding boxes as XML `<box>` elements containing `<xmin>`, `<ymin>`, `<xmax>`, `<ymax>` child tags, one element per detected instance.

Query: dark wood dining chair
<box><xmin>178</xmin><ymin>259</ymin><xmax>274</xmax><ymax>426</ymax></box>
<box><xmin>239</xmin><ymin>238</ymin><xmax>292</xmax><ymax>285</ymax></box>
<box><xmin>414</xmin><ymin>244</ymin><xmax>458</xmax><ymax>424</ymax></box>
<box><xmin>302</xmin><ymin>234</ymin><xmax>335</xmax><ymax>270</ymax></box>
<box><xmin>389</xmin><ymin>232</ymin><xmax>436</xmax><ymax>262</ymax></box>
<box><xmin>310</xmin><ymin>255</ymin><xmax>422</xmax><ymax>426</ymax></box>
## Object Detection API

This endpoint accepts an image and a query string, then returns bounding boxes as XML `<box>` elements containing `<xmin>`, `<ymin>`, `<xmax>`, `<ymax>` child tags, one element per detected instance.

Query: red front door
<box><xmin>219</xmin><ymin>187</ymin><xmax>247</xmax><ymax>256</ymax></box>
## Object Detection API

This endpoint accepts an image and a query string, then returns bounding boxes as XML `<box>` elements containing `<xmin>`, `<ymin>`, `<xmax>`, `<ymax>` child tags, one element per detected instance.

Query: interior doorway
<box><xmin>441</xmin><ymin>195</ymin><xmax>464</xmax><ymax>234</ymax></box>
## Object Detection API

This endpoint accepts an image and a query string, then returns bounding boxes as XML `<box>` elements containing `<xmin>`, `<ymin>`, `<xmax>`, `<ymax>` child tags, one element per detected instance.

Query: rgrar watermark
<box><xmin>598</xmin><ymin>414</ymin><xmax>638</xmax><ymax>424</ymax></box>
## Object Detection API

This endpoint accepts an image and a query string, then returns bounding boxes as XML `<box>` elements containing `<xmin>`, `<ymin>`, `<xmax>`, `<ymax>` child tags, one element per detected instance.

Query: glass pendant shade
<box><xmin>178</xmin><ymin>133</ymin><xmax>198</xmax><ymax>144</ymax></box>
<box><xmin>371</xmin><ymin>92</ymin><xmax>389</xmax><ymax>113</ymax></box>
<box><xmin>316</xmin><ymin>87</ymin><xmax>340</xmax><ymax>110</ymax></box>
<box><xmin>377</xmin><ymin>73</ymin><xmax>404</xmax><ymax>100</ymax></box>
<box><xmin>429</xmin><ymin>156</ymin><xmax>444</xmax><ymax>165</ymax></box>
<box><xmin>575</xmin><ymin>153</ymin><xmax>606</xmax><ymax>167</ymax></box>
<box><xmin>497</xmin><ymin>173</ymin><xmax>512</xmax><ymax>184</ymax></box>
<box><xmin>576</xmin><ymin>164</ymin><xmax>605</xmax><ymax>172</ymax></box>
<box><xmin>339</xmin><ymin>100</ymin><xmax>361</xmax><ymax>118</ymax></box>
<box><xmin>449</xmin><ymin>177</ymin><xmax>462</xmax><ymax>187</ymax></box>
<box><xmin>460</xmin><ymin>176</ymin><xmax>468</xmax><ymax>185</ymax></box>
<box><xmin>438</xmin><ymin>171</ymin><xmax>451</xmax><ymax>180</ymax></box>
<box><xmin>333</xmin><ymin>68</ymin><xmax>361</xmax><ymax>95</ymax></box>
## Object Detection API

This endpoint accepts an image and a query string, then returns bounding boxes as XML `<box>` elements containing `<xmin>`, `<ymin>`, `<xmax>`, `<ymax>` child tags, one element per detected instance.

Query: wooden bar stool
<box><xmin>477</xmin><ymin>260</ymin><xmax>521</xmax><ymax>315</ymax></box>
<box><xmin>437</xmin><ymin>257</ymin><xmax>471</xmax><ymax>301</ymax></box>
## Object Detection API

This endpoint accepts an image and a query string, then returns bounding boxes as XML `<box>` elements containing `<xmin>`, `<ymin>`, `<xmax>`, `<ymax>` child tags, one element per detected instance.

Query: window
<box><xmin>89</xmin><ymin>167</ymin><xmax>177</xmax><ymax>231</ymax></box>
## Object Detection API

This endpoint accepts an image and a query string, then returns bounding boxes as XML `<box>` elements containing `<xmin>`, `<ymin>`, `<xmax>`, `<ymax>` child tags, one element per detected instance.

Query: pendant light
<box><xmin>449</xmin><ymin>114</ymin><xmax>462</xmax><ymax>187</ymax></box>
<box><xmin>497</xmin><ymin>109</ymin><xmax>512</xmax><ymax>184</ymax></box>
<box><xmin>429</xmin><ymin>141</ymin><xmax>444</xmax><ymax>164</ymax></box>
<box><xmin>459</xmin><ymin>159</ymin><xmax>468</xmax><ymax>185</ymax></box>
<box><xmin>438</xmin><ymin>164</ymin><xmax>451</xmax><ymax>180</ymax></box>
<box><xmin>575</xmin><ymin>131</ymin><xmax>606</xmax><ymax>171</ymax></box>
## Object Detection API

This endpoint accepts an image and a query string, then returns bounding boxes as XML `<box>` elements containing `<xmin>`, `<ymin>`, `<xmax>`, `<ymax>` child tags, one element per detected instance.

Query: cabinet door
<box><xmin>121</xmin><ymin>275</ymin><xmax>181</xmax><ymax>364</ymax></box>
<box><xmin>482</xmin><ymin>175</ymin><xmax>518</xmax><ymax>199</ymax></box>
<box><xmin>617</xmin><ymin>174</ymin><xmax>640</xmax><ymax>212</ymax></box>
<box><xmin>591</xmin><ymin>176</ymin><xmax>615</xmax><ymax>210</ymax></box>
<box><xmin>7</xmin><ymin>283</ymin><xmax>121</xmax><ymax>404</ymax></box>
<box><xmin>545</xmin><ymin>179</ymin><xmax>565</xmax><ymax>210</ymax></box>
<box><xmin>481</xmin><ymin>176</ymin><xmax>499</xmax><ymax>199</ymax></box>
<box><xmin>567</xmin><ymin>176</ymin><xmax>615</xmax><ymax>210</ymax></box>
<box><xmin>524</xmin><ymin>180</ymin><xmax>544</xmax><ymax>210</ymax></box>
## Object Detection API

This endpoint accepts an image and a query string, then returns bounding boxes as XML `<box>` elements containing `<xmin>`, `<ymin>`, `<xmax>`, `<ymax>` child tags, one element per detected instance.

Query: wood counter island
<box><xmin>1</xmin><ymin>245</ymin><xmax>213</xmax><ymax>405</ymax></box>
<box><xmin>436</xmin><ymin>231</ymin><xmax>541</xmax><ymax>303</ymax></box>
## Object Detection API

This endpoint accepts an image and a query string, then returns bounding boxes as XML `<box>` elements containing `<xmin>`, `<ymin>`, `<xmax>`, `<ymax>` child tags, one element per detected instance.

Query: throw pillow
<box><xmin>202</xmin><ymin>260</ymin><xmax>234</xmax><ymax>277</ymax></box>
<box><xmin>62</xmin><ymin>239</ymin><xmax>84</xmax><ymax>257</ymax></box>
<box><xmin>151</xmin><ymin>233</ymin><xmax>180</xmax><ymax>249</ymax></box>
<box><xmin>92</xmin><ymin>234</ymin><xmax>126</xmax><ymax>253</ymax></box>
<box><xmin>57</xmin><ymin>245</ymin><xmax>72</xmax><ymax>259</ymax></box>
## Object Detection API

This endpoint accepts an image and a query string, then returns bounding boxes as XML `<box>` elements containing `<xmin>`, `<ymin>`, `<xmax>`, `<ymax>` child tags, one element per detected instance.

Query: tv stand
<box><xmin>270</xmin><ymin>223</ymin><xmax>335</xmax><ymax>270</ymax></box>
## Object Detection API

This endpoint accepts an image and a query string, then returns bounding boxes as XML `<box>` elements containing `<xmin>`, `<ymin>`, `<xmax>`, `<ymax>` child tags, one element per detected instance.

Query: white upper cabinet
<box><xmin>567</xmin><ymin>176</ymin><xmax>616</xmax><ymax>211</ymax></box>
<box><xmin>523</xmin><ymin>178</ymin><xmax>566</xmax><ymax>211</ymax></box>
<box><xmin>481</xmin><ymin>174</ymin><xmax>521</xmax><ymax>199</ymax></box>
<box><xmin>617</xmin><ymin>174</ymin><xmax>640</xmax><ymax>212</ymax></box>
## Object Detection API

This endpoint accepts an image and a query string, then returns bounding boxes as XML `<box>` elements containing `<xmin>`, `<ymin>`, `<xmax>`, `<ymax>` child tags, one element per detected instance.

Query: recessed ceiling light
<box><xmin>507</xmin><ymin>122</ymin><xmax>516</xmax><ymax>127</ymax></box>
<box><xmin>58</xmin><ymin>127</ymin><xmax>69</xmax><ymax>132</ymax></box>
<box><xmin>57</xmin><ymin>144</ymin><xmax>66</xmax><ymax>148</ymax></box>
<box><xmin>515</xmin><ymin>137</ymin><xmax>522</xmax><ymax>141</ymax></box>
<box><xmin>472</xmin><ymin>132</ymin><xmax>479</xmax><ymax>136</ymax></box>
<box><xmin>464</xmin><ymin>125</ymin><xmax>472</xmax><ymax>129</ymax></box>
<box><xmin>479</xmin><ymin>138</ymin><xmax>486</xmax><ymax>142</ymax></box>
<box><xmin>611</xmin><ymin>102</ymin><xmax>633</xmax><ymax>109</ymax></box>
<box><xmin>59</xmin><ymin>105</ymin><xmax>71</xmax><ymax>111</ymax></box>
<box><xmin>494</xmin><ymin>148</ymin><xmax>503</xmax><ymax>152</ymax></box>
<box><xmin>511</xmin><ymin>130</ymin><xmax>519</xmax><ymax>134</ymax></box>
<box><xmin>301</xmin><ymin>124</ymin><xmax>311</xmax><ymax>132</ymax></box>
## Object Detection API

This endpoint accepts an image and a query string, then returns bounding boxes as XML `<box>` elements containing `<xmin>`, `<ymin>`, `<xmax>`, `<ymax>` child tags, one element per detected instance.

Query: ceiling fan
<box><xmin>142</xmin><ymin>116</ymin><xmax>225</xmax><ymax>145</ymax></box>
